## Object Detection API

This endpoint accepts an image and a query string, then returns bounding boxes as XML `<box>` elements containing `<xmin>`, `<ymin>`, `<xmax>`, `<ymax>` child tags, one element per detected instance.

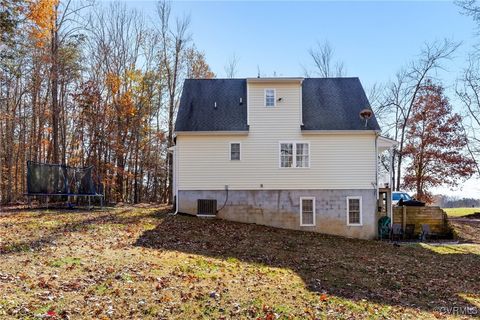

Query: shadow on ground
<box><xmin>0</xmin><ymin>206</ymin><xmax>169</xmax><ymax>254</ymax></box>
<box><xmin>136</xmin><ymin>214</ymin><xmax>480</xmax><ymax>314</ymax></box>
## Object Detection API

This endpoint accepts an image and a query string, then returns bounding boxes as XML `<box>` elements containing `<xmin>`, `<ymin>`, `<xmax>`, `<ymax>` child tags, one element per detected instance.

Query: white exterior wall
<box><xmin>176</xmin><ymin>80</ymin><xmax>377</xmax><ymax>191</ymax></box>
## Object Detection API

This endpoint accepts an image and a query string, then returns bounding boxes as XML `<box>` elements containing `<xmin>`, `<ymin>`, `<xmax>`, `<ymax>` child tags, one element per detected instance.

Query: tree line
<box><xmin>436</xmin><ymin>196</ymin><xmax>480</xmax><ymax>209</ymax></box>
<box><xmin>305</xmin><ymin>2</ymin><xmax>480</xmax><ymax>202</ymax></box>
<box><xmin>1</xmin><ymin>0</ymin><xmax>480</xmax><ymax>205</ymax></box>
<box><xmin>0</xmin><ymin>0</ymin><xmax>214</xmax><ymax>204</ymax></box>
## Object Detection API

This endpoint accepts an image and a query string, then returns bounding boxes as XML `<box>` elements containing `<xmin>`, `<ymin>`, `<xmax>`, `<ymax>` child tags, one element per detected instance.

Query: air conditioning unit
<box><xmin>197</xmin><ymin>199</ymin><xmax>217</xmax><ymax>216</ymax></box>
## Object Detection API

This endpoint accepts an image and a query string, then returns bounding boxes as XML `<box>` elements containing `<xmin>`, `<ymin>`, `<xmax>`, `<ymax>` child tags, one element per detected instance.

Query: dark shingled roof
<box><xmin>175</xmin><ymin>79</ymin><xmax>248</xmax><ymax>132</ymax></box>
<box><xmin>301</xmin><ymin>78</ymin><xmax>380</xmax><ymax>131</ymax></box>
<box><xmin>175</xmin><ymin>77</ymin><xmax>380</xmax><ymax>132</ymax></box>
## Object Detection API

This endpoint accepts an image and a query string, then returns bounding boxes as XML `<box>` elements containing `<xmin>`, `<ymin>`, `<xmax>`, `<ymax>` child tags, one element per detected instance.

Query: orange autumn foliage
<box><xmin>402</xmin><ymin>81</ymin><xmax>476</xmax><ymax>202</ymax></box>
<box><xmin>106</xmin><ymin>73</ymin><xmax>121</xmax><ymax>95</ymax></box>
<box><xmin>26</xmin><ymin>0</ymin><xmax>59</xmax><ymax>47</ymax></box>
<box><xmin>119</xmin><ymin>91</ymin><xmax>136</xmax><ymax>117</ymax></box>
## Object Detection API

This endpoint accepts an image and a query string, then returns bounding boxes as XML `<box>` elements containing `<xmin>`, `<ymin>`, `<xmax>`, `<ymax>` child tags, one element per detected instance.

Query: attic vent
<box><xmin>214</xmin><ymin>101</ymin><xmax>217</xmax><ymax>109</ymax></box>
<box><xmin>197</xmin><ymin>199</ymin><xmax>217</xmax><ymax>216</ymax></box>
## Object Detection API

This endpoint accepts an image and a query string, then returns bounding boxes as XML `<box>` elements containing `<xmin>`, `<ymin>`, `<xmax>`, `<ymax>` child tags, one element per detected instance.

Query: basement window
<box><xmin>347</xmin><ymin>196</ymin><xmax>362</xmax><ymax>226</ymax></box>
<box><xmin>300</xmin><ymin>197</ymin><xmax>315</xmax><ymax>226</ymax></box>
<box><xmin>230</xmin><ymin>142</ymin><xmax>241</xmax><ymax>161</ymax></box>
<box><xmin>265</xmin><ymin>89</ymin><xmax>276</xmax><ymax>107</ymax></box>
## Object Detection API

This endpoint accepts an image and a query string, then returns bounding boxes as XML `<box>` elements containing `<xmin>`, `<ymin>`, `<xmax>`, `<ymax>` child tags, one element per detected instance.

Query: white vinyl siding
<box><xmin>300</xmin><ymin>197</ymin><xmax>315</xmax><ymax>226</ymax></box>
<box><xmin>177</xmin><ymin>134</ymin><xmax>375</xmax><ymax>190</ymax></box>
<box><xmin>347</xmin><ymin>196</ymin><xmax>362</xmax><ymax>226</ymax></box>
<box><xmin>176</xmin><ymin>81</ymin><xmax>376</xmax><ymax>190</ymax></box>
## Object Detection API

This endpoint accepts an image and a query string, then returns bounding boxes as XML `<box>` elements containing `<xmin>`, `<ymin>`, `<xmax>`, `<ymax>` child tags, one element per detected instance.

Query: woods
<box><xmin>1</xmin><ymin>0</ymin><xmax>480</xmax><ymax>205</ymax></box>
<box><xmin>0</xmin><ymin>0</ymin><xmax>213</xmax><ymax>204</ymax></box>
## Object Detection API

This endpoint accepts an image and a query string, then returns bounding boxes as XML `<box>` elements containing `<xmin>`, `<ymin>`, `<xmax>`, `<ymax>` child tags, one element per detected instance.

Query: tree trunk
<box><xmin>51</xmin><ymin>25</ymin><xmax>60</xmax><ymax>164</ymax></box>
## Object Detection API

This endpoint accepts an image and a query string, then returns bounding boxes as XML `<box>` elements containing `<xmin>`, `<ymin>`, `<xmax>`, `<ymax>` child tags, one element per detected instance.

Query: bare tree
<box><xmin>455</xmin><ymin>0</ymin><xmax>480</xmax><ymax>175</ymax></box>
<box><xmin>456</xmin><ymin>55</ymin><xmax>480</xmax><ymax>174</ymax></box>
<box><xmin>305</xmin><ymin>40</ymin><xmax>346</xmax><ymax>77</ymax></box>
<box><xmin>457</xmin><ymin>0</ymin><xmax>480</xmax><ymax>27</ymax></box>
<box><xmin>368</xmin><ymin>83</ymin><xmax>387</xmax><ymax>121</ymax></box>
<box><xmin>156</xmin><ymin>0</ymin><xmax>191</xmax><ymax>203</ymax></box>
<box><xmin>49</xmin><ymin>0</ymin><xmax>93</xmax><ymax>163</ymax></box>
<box><xmin>0</xmin><ymin>0</ymin><xmax>213</xmax><ymax>205</ymax></box>
<box><xmin>224</xmin><ymin>53</ymin><xmax>239</xmax><ymax>78</ymax></box>
<box><xmin>378</xmin><ymin>39</ymin><xmax>460</xmax><ymax>190</ymax></box>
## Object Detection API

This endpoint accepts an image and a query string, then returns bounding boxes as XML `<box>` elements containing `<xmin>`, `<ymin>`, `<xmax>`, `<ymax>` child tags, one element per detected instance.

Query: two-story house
<box><xmin>172</xmin><ymin>77</ymin><xmax>396</xmax><ymax>239</ymax></box>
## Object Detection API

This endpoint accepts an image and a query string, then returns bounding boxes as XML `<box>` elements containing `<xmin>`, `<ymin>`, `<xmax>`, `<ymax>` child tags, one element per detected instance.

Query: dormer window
<box><xmin>265</xmin><ymin>89</ymin><xmax>276</xmax><ymax>107</ymax></box>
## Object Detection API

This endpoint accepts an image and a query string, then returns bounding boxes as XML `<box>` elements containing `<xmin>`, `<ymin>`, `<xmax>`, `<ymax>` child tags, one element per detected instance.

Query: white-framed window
<box><xmin>346</xmin><ymin>196</ymin><xmax>362</xmax><ymax>226</ymax></box>
<box><xmin>230</xmin><ymin>142</ymin><xmax>241</xmax><ymax>161</ymax></box>
<box><xmin>265</xmin><ymin>89</ymin><xmax>276</xmax><ymax>107</ymax></box>
<box><xmin>279</xmin><ymin>142</ymin><xmax>310</xmax><ymax>168</ymax></box>
<box><xmin>300</xmin><ymin>197</ymin><xmax>315</xmax><ymax>226</ymax></box>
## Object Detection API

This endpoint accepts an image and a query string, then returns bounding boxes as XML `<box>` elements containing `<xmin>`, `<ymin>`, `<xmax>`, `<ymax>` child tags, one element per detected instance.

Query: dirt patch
<box><xmin>448</xmin><ymin>212</ymin><xmax>480</xmax><ymax>244</ymax></box>
<box><xmin>450</xmin><ymin>218</ymin><xmax>480</xmax><ymax>244</ymax></box>
<box><xmin>461</xmin><ymin>212</ymin><xmax>480</xmax><ymax>219</ymax></box>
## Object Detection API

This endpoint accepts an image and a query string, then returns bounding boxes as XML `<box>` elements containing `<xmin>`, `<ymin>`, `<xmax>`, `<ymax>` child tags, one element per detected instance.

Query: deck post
<box><xmin>402</xmin><ymin>205</ymin><xmax>407</xmax><ymax>239</ymax></box>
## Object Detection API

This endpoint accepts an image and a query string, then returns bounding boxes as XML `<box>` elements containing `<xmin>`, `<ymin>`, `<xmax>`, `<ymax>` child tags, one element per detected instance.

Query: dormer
<box><xmin>246</xmin><ymin>78</ymin><xmax>304</xmax><ymax>133</ymax></box>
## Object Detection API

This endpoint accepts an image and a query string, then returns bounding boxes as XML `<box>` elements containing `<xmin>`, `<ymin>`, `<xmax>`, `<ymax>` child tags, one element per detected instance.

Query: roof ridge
<box><xmin>184</xmin><ymin>77</ymin><xmax>361</xmax><ymax>81</ymax></box>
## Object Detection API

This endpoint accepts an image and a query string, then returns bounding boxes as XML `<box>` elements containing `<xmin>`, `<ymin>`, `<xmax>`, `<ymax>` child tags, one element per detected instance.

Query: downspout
<box><xmin>375</xmin><ymin>132</ymin><xmax>379</xmax><ymax>200</ymax></box>
<box><xmin>374</xmin><ymin>132</ymin><xmax>380</xmax><ymax>237</ymax></box>
<box><xmin>389</xmin><ymin>145</ymin><xmax>394</xmax><ymax>228</ymax></box>
<box><xmin>168</xmin><ymin>145</ymin><xmax>179</xmax><ymax>216</ymax></box>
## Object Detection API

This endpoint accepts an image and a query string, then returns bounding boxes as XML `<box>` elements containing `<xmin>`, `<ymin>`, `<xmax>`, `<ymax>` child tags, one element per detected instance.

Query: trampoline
<box><xmin>26</xmin><ymin>161</ymin><xmax>104</xmax><ymax>208</ymax></box>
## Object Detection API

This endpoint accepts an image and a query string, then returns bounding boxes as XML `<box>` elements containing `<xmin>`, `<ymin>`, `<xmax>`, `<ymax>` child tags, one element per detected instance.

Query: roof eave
<box><xmin>247</xmin><ymin>77</ymin><xmax>304</xmax><ymax>84</ymax></box>
<box><xmin>301</xmin><ymin>129</ymin><xmax>379</xmax><ymax>135</ymax></box>
<box><xmin>176</xmin><ymin>130</ymin><xmax>249</xmax><ymax>136</ymax></box>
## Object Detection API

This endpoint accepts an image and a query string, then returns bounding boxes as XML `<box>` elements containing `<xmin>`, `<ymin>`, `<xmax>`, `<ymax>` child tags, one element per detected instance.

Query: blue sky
<box><xmin>161</xmin><ymin>0</ymin><xmax>478</xmax><ymax>89</ymax></box>
<box><xmin>121</xmin><ymin>0</ymin><xmax>479</xmax><ymax>87</ymax></box>
<box><xmin>127</xmin><ymin>0</ymin><xmax>479</xmax><ymax>197</ymax></box>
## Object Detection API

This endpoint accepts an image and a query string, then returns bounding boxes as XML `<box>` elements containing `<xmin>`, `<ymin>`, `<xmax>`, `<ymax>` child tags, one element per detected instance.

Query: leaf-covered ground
<box><xmin>1</xmin><ymin>206</ymin><xmax>479</xmax><ymax>319</ymax></box>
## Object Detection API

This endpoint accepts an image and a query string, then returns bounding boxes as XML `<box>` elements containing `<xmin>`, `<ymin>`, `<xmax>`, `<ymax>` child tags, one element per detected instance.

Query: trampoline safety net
<box><xmin>27</xmin><ymin>161</ymin><xmax>98</xmax><ymax>195</ymax></box>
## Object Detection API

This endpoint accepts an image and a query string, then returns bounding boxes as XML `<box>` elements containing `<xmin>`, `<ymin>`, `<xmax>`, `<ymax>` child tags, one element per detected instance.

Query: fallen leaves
<box><xmin>1</xmin><ymin>206</ymin><xmax>479</xmax><ymax>319</ymax></box>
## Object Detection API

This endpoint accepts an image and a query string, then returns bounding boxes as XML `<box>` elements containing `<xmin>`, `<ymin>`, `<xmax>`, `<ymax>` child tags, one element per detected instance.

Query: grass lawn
<box><xmin>443</xmin><ymin>207</ymin><xmax>480</xmax><ymax>217</ymax></box>
<box><xmin>1</xmin><ymin>206</ymin><xmax>480</xmax><ymax>319</ymax></box>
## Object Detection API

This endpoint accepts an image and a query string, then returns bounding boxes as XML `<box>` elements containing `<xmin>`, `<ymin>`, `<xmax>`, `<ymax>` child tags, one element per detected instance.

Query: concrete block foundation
<box><xmin>178</xmin><ymin>189</ymin><xmax>378</xmax><ymax>239</ymax></box>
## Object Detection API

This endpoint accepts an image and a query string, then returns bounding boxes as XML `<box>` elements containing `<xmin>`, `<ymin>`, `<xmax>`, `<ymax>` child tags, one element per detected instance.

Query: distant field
<box><xmin>443</xmin><ymin>207</ymin><xmax>480</xmax><ymax>217</ymax></box>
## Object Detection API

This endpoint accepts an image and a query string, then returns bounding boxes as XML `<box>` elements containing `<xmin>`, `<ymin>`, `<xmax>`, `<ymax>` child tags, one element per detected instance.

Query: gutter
<box><xmin>175</xmin><ymin>130</ymin><xmax>249</xmax><ymax>136</ymax></box>
<box><xmin>301</xmin><ymin>130</ymin><xmax>378</xmax><ymax>135</ymax></box>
